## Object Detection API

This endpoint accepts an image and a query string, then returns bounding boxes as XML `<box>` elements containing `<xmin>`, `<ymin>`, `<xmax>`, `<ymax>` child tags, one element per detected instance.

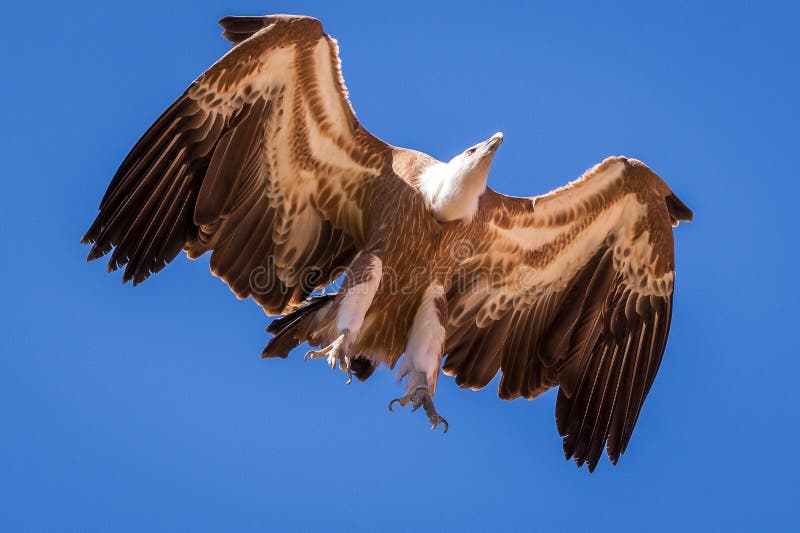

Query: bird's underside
<box><xmin>82</xmin><ymin>14</ymin><xmax>692</xmax><ymax>472</ymax></box>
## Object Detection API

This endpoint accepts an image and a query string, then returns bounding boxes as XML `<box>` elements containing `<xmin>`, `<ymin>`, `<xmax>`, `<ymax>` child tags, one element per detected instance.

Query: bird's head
<box><xmin>418</xmin><ymin>132</ymin><xmax>504</xmax><ymax>222</ymax></box>
<box><xmin>448</xmin><ymin>132</ymin><xmax>504</xmax><ymax>180</ymax></box>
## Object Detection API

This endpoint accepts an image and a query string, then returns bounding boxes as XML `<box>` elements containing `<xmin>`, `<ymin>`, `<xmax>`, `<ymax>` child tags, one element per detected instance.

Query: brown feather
<box><xmin>440</xmin><ymin>157</ymin><xmax>686</xmax><ymax>470</ymax></box>
<box><xmin>84</xmin><ymin>16</ymin><xmax>398</xmax><ymax>316</ymax></box>
<box><xmin>82</xmin><ymin>16</ymin><xmax>691</xmax><ymax>474</ymax></box>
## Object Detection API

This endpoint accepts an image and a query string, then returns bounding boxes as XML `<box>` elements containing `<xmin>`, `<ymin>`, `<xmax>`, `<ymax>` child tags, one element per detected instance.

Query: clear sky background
<box><xmin>2</xmin><ymin>1</ymin><xmax>798</xmax><ymax>531</ymax></box>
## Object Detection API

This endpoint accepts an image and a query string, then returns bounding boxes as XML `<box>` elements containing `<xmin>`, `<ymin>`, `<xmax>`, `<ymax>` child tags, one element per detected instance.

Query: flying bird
<box><xmin>82</xmin><ymin>14</ymin><xmax>693</xmax><ymax>471</ymax></box>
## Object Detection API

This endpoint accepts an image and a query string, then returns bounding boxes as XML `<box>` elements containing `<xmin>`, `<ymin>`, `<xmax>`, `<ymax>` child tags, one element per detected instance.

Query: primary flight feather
<box><xmin>82</xmin><ymin>14</ymin><xmax>693</xmax><ymax>472</ymax></box>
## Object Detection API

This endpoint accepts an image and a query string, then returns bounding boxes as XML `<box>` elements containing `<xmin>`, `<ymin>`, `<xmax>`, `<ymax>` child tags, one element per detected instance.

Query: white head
<box><xmin>419</xmin><ymin>132</ymin><xmax>504</xmax><ymax>223</ymax></box>
<box><xmin>448</xmin><ymin>132</ymin><xmax>504</xmax><ymax>183</ymax></box>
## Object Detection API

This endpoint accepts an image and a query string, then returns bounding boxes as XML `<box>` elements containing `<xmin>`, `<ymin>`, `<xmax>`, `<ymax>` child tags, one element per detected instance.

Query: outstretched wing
<box><xmin>82</xmin><ymin>15</ymin><xmax>395</xmax><ymax>314</ymax></box>
<box><xmin>441</xmin><ymin>157</ymin><xmax>692</xmax><ymax>471</ymax></box>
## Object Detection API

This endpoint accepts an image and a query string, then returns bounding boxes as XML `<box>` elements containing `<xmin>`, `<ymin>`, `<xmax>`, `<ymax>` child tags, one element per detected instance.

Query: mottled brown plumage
<box><xmin>83</xmin><ymin>14</ymin><xmax>692</xmax><ymax>471</ymax></box>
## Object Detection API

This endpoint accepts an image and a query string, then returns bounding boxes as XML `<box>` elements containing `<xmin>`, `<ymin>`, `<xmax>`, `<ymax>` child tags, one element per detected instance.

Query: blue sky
<box><xmin>2</xmin><ymin>0</ymin><xmax>798</xmax><ymax>531</ymax></box>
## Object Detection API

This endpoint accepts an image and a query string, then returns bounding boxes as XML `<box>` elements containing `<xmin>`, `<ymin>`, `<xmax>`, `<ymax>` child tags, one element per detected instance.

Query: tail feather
<box><xmin>262</xmin><ymin>294</ymin><xmax>333</xmax><ymax>358</ymax></box>
<box><xmin>349</xmin><ymin>357</ymin><xmax>376</xmax><ymax>382</ymax></box>
<box><xmin>261</xmin><ymin>293</ymin><xmax>376</xmax><ymax>382</ymax></box>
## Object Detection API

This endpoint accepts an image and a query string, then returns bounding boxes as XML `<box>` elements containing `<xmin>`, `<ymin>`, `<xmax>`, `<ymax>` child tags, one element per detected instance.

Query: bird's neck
<box><xmin>418</xmin><ymin>162</ymin><xmax>488</xmax><ymax>223</ymax></box>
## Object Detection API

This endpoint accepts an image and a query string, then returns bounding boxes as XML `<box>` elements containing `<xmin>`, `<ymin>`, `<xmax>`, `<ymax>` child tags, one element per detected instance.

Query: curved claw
<box><xmin>430</xmin><ymin>416</ymin><xmax>449</xmax><ymax>434</ymax></box>
<box><xmin>303</xmin><ymin>335</ymin><xmax>354</xmax><ymax>387</ymax></box>
<box><xmin>389</xmin><ymin>393</ymin><xmax>413</xmax><ymax>412</ymax></box>
<box><xmin>388</xmin><ymin>386</ymin><xmax>449</xmax><ymax>433</ymax></box>
<box><xmin>343</xmin><ymin>357</ymin><xmax>353</xmax><ymax>384</ymax></box>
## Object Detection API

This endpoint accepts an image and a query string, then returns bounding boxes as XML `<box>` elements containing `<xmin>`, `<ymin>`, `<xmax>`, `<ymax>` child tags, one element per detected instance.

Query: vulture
<box><xmin>83</xmin><ymin>14</ymin><xmax>693</xmax><ymax>471</ymax></box>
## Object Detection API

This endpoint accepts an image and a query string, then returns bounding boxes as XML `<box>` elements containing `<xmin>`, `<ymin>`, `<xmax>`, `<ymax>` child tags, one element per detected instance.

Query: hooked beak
<box><xmin>485</xmin><ymin>131</ymin><xmax>504</xmax><ymax>151</ymax></box>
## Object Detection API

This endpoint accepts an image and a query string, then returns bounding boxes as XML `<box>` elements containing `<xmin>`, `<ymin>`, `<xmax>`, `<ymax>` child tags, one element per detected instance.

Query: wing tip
<box><xmin>562</xmin><ymin>442</ymin><xmax>614</xmax><ymax>473</ymax></box>
<box><xmin>85</xmin><ymin>243</ymin><xmax>107</xmax><ymax>262</ymax></box>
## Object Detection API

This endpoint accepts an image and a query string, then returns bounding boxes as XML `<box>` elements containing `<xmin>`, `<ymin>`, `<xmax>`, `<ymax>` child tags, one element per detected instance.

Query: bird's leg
<box><xmin>305</xmin><ymin>253</ymin><xmax>382</xmax><ymax>385</ymax></box>
<box><xmin>389</xmin><ymin>379</ymin><xmax>448</xmax><ymax>433</ymax></box>
<box><xmin>389</xmin><ymin>282</ymin><xmax>449</xmax><ymax>432</ymax></box>
<box><xmin>304</xmin><ymin>330</ymin><xmax>354</xmax><ymax>383</ymax></box>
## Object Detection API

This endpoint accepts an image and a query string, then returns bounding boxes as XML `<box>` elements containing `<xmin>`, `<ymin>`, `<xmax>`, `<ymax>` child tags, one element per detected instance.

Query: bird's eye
<box><xmin>466</xmin><ymin>148</ymin><xmax>476</xmax><ymax>155</ymax></box>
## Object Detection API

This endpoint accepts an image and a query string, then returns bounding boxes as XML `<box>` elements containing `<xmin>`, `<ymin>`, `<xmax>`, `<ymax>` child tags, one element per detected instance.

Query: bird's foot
<box><xmin>304</xmin><ymin>334</ymin><xmax>353</xmax><ymax>384</ymax></box>
<box><xmin>388</xmin><ymin>385</ymin><xmax>449</xmax><ymax>433</ymax></box>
